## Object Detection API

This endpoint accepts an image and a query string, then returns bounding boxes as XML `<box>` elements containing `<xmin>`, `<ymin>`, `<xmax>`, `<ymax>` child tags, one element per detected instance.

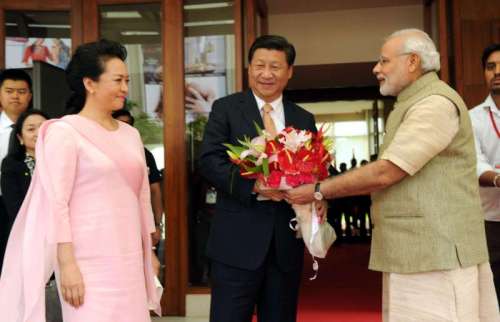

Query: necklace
<box><xmin>489</xmin><ymin>108</ymin><xmax>500</xmax><ymax>138</ymax></box>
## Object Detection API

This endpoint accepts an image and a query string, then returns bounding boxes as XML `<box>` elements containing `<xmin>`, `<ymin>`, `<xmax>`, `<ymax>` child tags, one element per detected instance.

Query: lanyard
<box><xmin>489</xmin><ymin>108</ymin><xmax>500</xmax><ymax>138</ymax></box>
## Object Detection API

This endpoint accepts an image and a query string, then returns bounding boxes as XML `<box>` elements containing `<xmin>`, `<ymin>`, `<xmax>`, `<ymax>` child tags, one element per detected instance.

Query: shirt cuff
<box><xmin>381</xmin><ymin>152</ymin><xmax>415</xmax><ymax>176</ymax></box>
<box><xmin>477</xmin><ymin>161</ymin><xmax>495</xmax><ymax>177</ymax></box>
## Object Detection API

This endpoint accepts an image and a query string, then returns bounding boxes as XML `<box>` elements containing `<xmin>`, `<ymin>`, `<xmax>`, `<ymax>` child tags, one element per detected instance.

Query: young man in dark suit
<box><xmin>0</xmin><ymin>69</ymin><xmax>32</xmax><ymax>275</ymax></box>
<box><xmin>199</xmin><ymin>35</ymin><xmax>324</xmax><ymax>322</ymax></box>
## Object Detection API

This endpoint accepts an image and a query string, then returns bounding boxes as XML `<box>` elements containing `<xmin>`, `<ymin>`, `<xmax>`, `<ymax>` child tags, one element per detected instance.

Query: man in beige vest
<box><xmin>286</xmin><ymin>28</ymin><xmax>499</xmax><ymax>322</ymax></box>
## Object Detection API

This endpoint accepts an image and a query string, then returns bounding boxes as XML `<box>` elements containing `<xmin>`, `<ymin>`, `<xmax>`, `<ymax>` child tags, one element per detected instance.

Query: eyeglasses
<box><xmin>377</xmin><ymin>53</ymin><xmax>412</xmax><ymax>66</ymax></box>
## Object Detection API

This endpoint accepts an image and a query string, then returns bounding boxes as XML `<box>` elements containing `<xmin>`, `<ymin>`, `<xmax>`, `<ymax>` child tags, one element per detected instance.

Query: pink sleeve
<box><xmin>42</xmin><ymin>123</ymin><xmax>78</xmax><ymax>242</ymax></box>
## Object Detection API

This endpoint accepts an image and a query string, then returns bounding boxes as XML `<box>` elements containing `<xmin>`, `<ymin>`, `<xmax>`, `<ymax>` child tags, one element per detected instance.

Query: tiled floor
<box><xmin>153</xmin><ymin>317</ymin><xmax>208</xmax><ymax>322</ymax></box>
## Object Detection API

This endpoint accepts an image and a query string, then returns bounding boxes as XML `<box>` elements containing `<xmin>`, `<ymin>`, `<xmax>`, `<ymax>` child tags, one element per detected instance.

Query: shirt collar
<box><xmin>252</xmin><ymin>92</ymin><xmax>283</xmax><ymax>114</ymax></box>
<box><xmin>0</xmin><ymin>112</ymin><xmax>14</xmax><ymax>129</ymax></box>
<box><xmin>482</xmin><ymin>95</ymin><xmax>500</xmax><ymax>117</ymax></box>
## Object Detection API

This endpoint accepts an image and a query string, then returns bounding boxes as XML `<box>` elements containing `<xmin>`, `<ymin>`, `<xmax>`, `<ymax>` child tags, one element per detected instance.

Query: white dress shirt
<box><xmin>469</xmin><ymin>95</ymin><xmax>500</xmax><ymax>221</ymax></box>
<box><xmin>252</xmin><ymin>92</ymin><xmax>285</xmax><ymax>133</ymax></box>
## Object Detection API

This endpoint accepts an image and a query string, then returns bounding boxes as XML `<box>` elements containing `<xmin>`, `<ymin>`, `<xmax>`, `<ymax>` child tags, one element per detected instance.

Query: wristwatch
<box><xmin>313</xmin><ymin>182</ymin><xmax>323</xmax><ymax>201</ymax></box>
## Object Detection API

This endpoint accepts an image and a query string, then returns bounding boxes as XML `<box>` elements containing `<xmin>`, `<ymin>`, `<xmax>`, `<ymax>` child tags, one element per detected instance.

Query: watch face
<box><xmin>314</xmin><ymin>191</ymin><xmax>323</xmax><ymax>201</ymax></box>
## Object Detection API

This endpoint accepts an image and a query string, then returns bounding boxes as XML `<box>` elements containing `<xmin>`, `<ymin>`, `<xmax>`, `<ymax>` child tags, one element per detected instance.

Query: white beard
<box><xmin>379</xmin><ymin>79</ymin><xmax>399</xmax><ymax>96</ymax></box>
<box><xmin>379</xmin><ymin>72</ymin><xmax>411</xmax><ymax>97</ymax></box>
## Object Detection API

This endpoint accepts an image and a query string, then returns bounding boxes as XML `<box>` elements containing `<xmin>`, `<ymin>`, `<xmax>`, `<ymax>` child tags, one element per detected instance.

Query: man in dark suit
<box><xmin>199</xmin><ymin>35</ymin><xmax>320</xmax><ymax>322</ymax></box>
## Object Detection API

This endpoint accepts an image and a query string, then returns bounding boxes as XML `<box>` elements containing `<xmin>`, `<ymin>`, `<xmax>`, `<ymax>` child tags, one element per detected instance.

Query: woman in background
<box><xmin>1</xmin><ymin>110</ymin><xmax>48</xmax><ymax>221</ymax></box>
<box><xmin>0</xmin><ymin>39</ymin><xmax>161</xmax><ymax>322</ymax></box>
<box><xmin>0</xmin><ymin>109</ymin><xmax>63</xmax><ymax>322</ymax></box>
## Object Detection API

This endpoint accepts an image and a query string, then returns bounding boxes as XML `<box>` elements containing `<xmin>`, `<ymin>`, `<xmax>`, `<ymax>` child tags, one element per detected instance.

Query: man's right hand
<box><xmin>254</xmin><ymin>180</ymin><xmax>286</xmax><ymax>202</ymax></box>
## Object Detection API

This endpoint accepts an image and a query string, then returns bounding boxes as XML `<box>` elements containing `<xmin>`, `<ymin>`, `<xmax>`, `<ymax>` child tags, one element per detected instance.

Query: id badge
<box><xmin>205</xmin><ymin>188</ymin><xmax>217</xmax><ymax>205</ymax></box>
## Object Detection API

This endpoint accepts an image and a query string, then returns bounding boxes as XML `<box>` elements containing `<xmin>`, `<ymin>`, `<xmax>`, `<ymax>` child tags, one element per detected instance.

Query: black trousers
<box><xmin>209</xmin><ymin>237</ymin><xmax>303</xmax><ymax>322</ymax></box>
<box><xmin>485</xmin><ymin>220</ymin><xmax>500</xmax><ymax>304</ymax></box>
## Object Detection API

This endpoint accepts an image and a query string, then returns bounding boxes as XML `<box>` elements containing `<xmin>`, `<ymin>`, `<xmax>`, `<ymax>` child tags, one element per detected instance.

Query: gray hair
<box><xmin>387</xmin><ymin>28</ymin><xmax>441</xmax><ymax>72</ymax></box>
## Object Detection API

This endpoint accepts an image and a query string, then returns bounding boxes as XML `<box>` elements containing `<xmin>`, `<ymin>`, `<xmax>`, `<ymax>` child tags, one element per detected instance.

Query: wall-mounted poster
<box><xmin>184</xmin><ymin>35</ymin><xmax>228</xmax><ymax>125</ymax></box>
<box><xmin>185</xmin><ymin>35</ymin><xmax>226</xmax><ymax>75</ymax></box>
<box><xmin>6</xmin><ymin>37</ymin><xmax>72</xmax><ymax>69</ymax></box>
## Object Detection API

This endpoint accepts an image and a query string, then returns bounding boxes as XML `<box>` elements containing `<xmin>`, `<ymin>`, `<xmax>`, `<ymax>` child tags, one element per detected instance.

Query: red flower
<box><xmin>296</xmin><ymin>160</ymin><xmax>314</xmax><ymax>174</ymax></box>
<box><xmin>269</xmin><ymin>161</ymin><xmax>280</xmax><ymax>172</ymax></box>
<box><xmin>285</xmin><ymin>173</ymin><xmax>315</xmax><ymax>187</ymax></box>
<box><xmin>277</xmin><ymin>149</ymin><xmax>296</xmax><ymax>173</ymax></box>
<box><xmin>265</xmin><ymin>140</ymin><xmax>283</xmax><ymax>155</ymax></box>
<box><xmin>298</xmin><ymin>173</ymin><xmax>315</xmax><ymax>184</ymax></box>
<box><xmin>266</xmin><ymin>170</ymin><xmax>283</xmax><ymax>188</ymax></box>
<box><xmin>317</xmin><ymin>165</ymin><xmax>329</xmax><ymax>180</ymax></box>
<box><xmin>285</xmin><ymin>174</ymin><xmax>301</xmax><ymax>187</ymax></box>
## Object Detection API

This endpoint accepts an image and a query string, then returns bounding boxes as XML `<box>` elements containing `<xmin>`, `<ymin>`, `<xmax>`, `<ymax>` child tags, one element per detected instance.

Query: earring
<box><xmin>20</xmin><ymin>140</ymin><xmax>24</xmax><ymax>146</ymax></box>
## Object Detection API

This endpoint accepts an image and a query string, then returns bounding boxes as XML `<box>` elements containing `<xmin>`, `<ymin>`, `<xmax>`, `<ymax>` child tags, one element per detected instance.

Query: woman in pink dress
<box><xmin>0</xmin><ymin>39</ymin><xmax>161</xmax><ymax>321</ymax></box>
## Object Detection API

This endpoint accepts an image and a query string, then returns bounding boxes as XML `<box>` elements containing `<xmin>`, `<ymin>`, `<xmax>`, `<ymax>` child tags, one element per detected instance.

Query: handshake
<box><xmin>253</xmin><ymin>180</ymin><xmax>328</xmax><ymax>224</ymax></box>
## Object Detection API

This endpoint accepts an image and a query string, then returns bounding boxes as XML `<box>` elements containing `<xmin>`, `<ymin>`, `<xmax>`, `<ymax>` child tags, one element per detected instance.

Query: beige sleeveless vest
<box><xmin>369</xmin><ymin>72</ymin><xmax>488</xmax><ymax>273</ymax></box>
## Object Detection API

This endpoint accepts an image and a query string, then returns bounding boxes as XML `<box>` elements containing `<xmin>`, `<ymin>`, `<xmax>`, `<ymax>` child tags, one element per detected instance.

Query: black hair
<box><xmin>65</xmin><ymin>39</ymin><xmax>127</xmax><ymax>114</ymax></box>
<box><xmin>112</xmin><ymin>109</ymin><xmax>134</xmax><ymax>126</ymax></box>
<box><xmin>0</xmin><ymin>69</ymin><xmax>32</xmax><ymax>92</ymax></box>
<box><xmin>248</xmin><ymin>35</ymin><xmax>296</xmax><ymax>66</ymax></box>
<box><xmin>481</xmin><ymin>43</ymin><xmax>500</xmax><ymax>69</ymax></box>
<box><xmin>7</xmin><ymin>109</ymin><xmax>50</xmax><ymax>160</ymax></box>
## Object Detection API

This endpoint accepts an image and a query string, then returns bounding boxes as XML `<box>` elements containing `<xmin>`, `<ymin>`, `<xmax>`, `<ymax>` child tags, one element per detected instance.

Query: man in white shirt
<box><xmin>470</xmin><ymin>43</ymin><xmax>500</xmax><ymax>302</ymax></box>
<box><xmin>0</xmin><ymin>69</ymin><xmax>32</xmax><ymax>274</ymax></box>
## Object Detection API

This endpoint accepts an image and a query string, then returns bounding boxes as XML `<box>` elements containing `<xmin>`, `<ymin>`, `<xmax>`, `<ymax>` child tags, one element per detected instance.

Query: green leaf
<box><xmin>254</xmin><ymin>121</ymin><xmax>263</xmax><ymax>136</ymax></box>
<box><xmin>226</xmin><ymin>150</ymin><xmax>239</xmax><ymax>160</ymax></box>
<box><xmin>262</xmin><ymin>158</ymin><xmax>269</xmax><ymax>177</ymax></box>
<box><xmin>223</xmin><ymin>143</ymin><xmax>247</xmax><ymax>156</ymax></box>
<box><xmin>246</xmin><ymin>165</ymin><xmax>262</xmax><ymax>173</ymax></box>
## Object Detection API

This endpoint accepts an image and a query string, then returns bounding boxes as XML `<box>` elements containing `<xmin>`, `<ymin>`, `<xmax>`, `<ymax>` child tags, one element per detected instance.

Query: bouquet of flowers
<box><xmin>224</xmin><ymin>124</ymin><xmax>336</xmax><ymax>279</ymax></box>
<box><xmin>225</xmin><ymin>125</ymin><xmax>333</xmax><ymax>188</ymax></box>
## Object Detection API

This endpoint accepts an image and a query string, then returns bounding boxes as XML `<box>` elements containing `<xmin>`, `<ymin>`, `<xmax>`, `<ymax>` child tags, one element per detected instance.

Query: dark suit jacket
<box><xmin>198</xmin><ymin>90</ymin><xmax>317</xmax><ymax>272</ymax></box>
<box><xmin>1</xmin><ymin>155</ymin><xmax>31</xmax><ymax>223</ymax></box>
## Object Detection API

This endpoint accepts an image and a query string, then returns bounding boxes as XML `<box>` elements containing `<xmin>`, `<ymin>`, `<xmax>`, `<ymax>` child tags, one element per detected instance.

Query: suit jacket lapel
<box><xmin>241</xmin><ymin>90</ymin><xmax>264</xmax><ymax>137</ymax></box>
<box><xmin>284</xmin><ymin>99</ymin><xmax>300</xmax><ymax>128</ymax></box>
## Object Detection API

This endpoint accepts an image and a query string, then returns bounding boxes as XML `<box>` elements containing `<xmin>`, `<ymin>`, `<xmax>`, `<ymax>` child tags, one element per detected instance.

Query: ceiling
<box><xmin>267</xmin><ymin>0</ymin><xmax>422</xmax><ymax>15</ymax></box>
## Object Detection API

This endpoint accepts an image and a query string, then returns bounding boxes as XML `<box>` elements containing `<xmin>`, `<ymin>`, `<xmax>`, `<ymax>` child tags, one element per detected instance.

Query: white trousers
<box><xmin>382</xmin><ymin>263</ymin><xmax>500</xmax><ymax>322</ymax></box>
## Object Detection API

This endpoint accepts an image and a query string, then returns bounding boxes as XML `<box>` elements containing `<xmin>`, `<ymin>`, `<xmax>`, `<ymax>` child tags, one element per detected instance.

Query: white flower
<box><xmin>278</xmin><ymin>130</ymin><xmax>312</xmax><ymax>153</ymax></box>
<box><xmin>255</xmin><ymin>152</ymin><xmax>268</xmax><ymax>166</ymax></box>
<box><xmin>240</xmin><ymin>135</ymin><xmax>266</xmax><ymax>159</ymax></box>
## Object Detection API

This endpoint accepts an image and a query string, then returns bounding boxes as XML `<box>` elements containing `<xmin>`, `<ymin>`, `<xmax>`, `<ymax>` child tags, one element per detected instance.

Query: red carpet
<box><xmin>297</xmin><ymin>243</ymin><xmax>382</xmax><ymax>322</ymax></box>
<box><xmin>252</xmin><ymin>243</ymin><xmax>382</xmax><ymax>322</ymax></box>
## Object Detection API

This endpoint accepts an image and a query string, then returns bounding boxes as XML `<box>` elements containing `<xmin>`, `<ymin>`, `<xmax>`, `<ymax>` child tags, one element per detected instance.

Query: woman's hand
<box><xmin>60</xmin><ymin>261</ymin><xmax>85</xmax><ymax>308</ymax></box>
<box><xmin>58</xmin><ymin>243</ymin><xmax>85</xmax><ymax>308</ymax></box>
